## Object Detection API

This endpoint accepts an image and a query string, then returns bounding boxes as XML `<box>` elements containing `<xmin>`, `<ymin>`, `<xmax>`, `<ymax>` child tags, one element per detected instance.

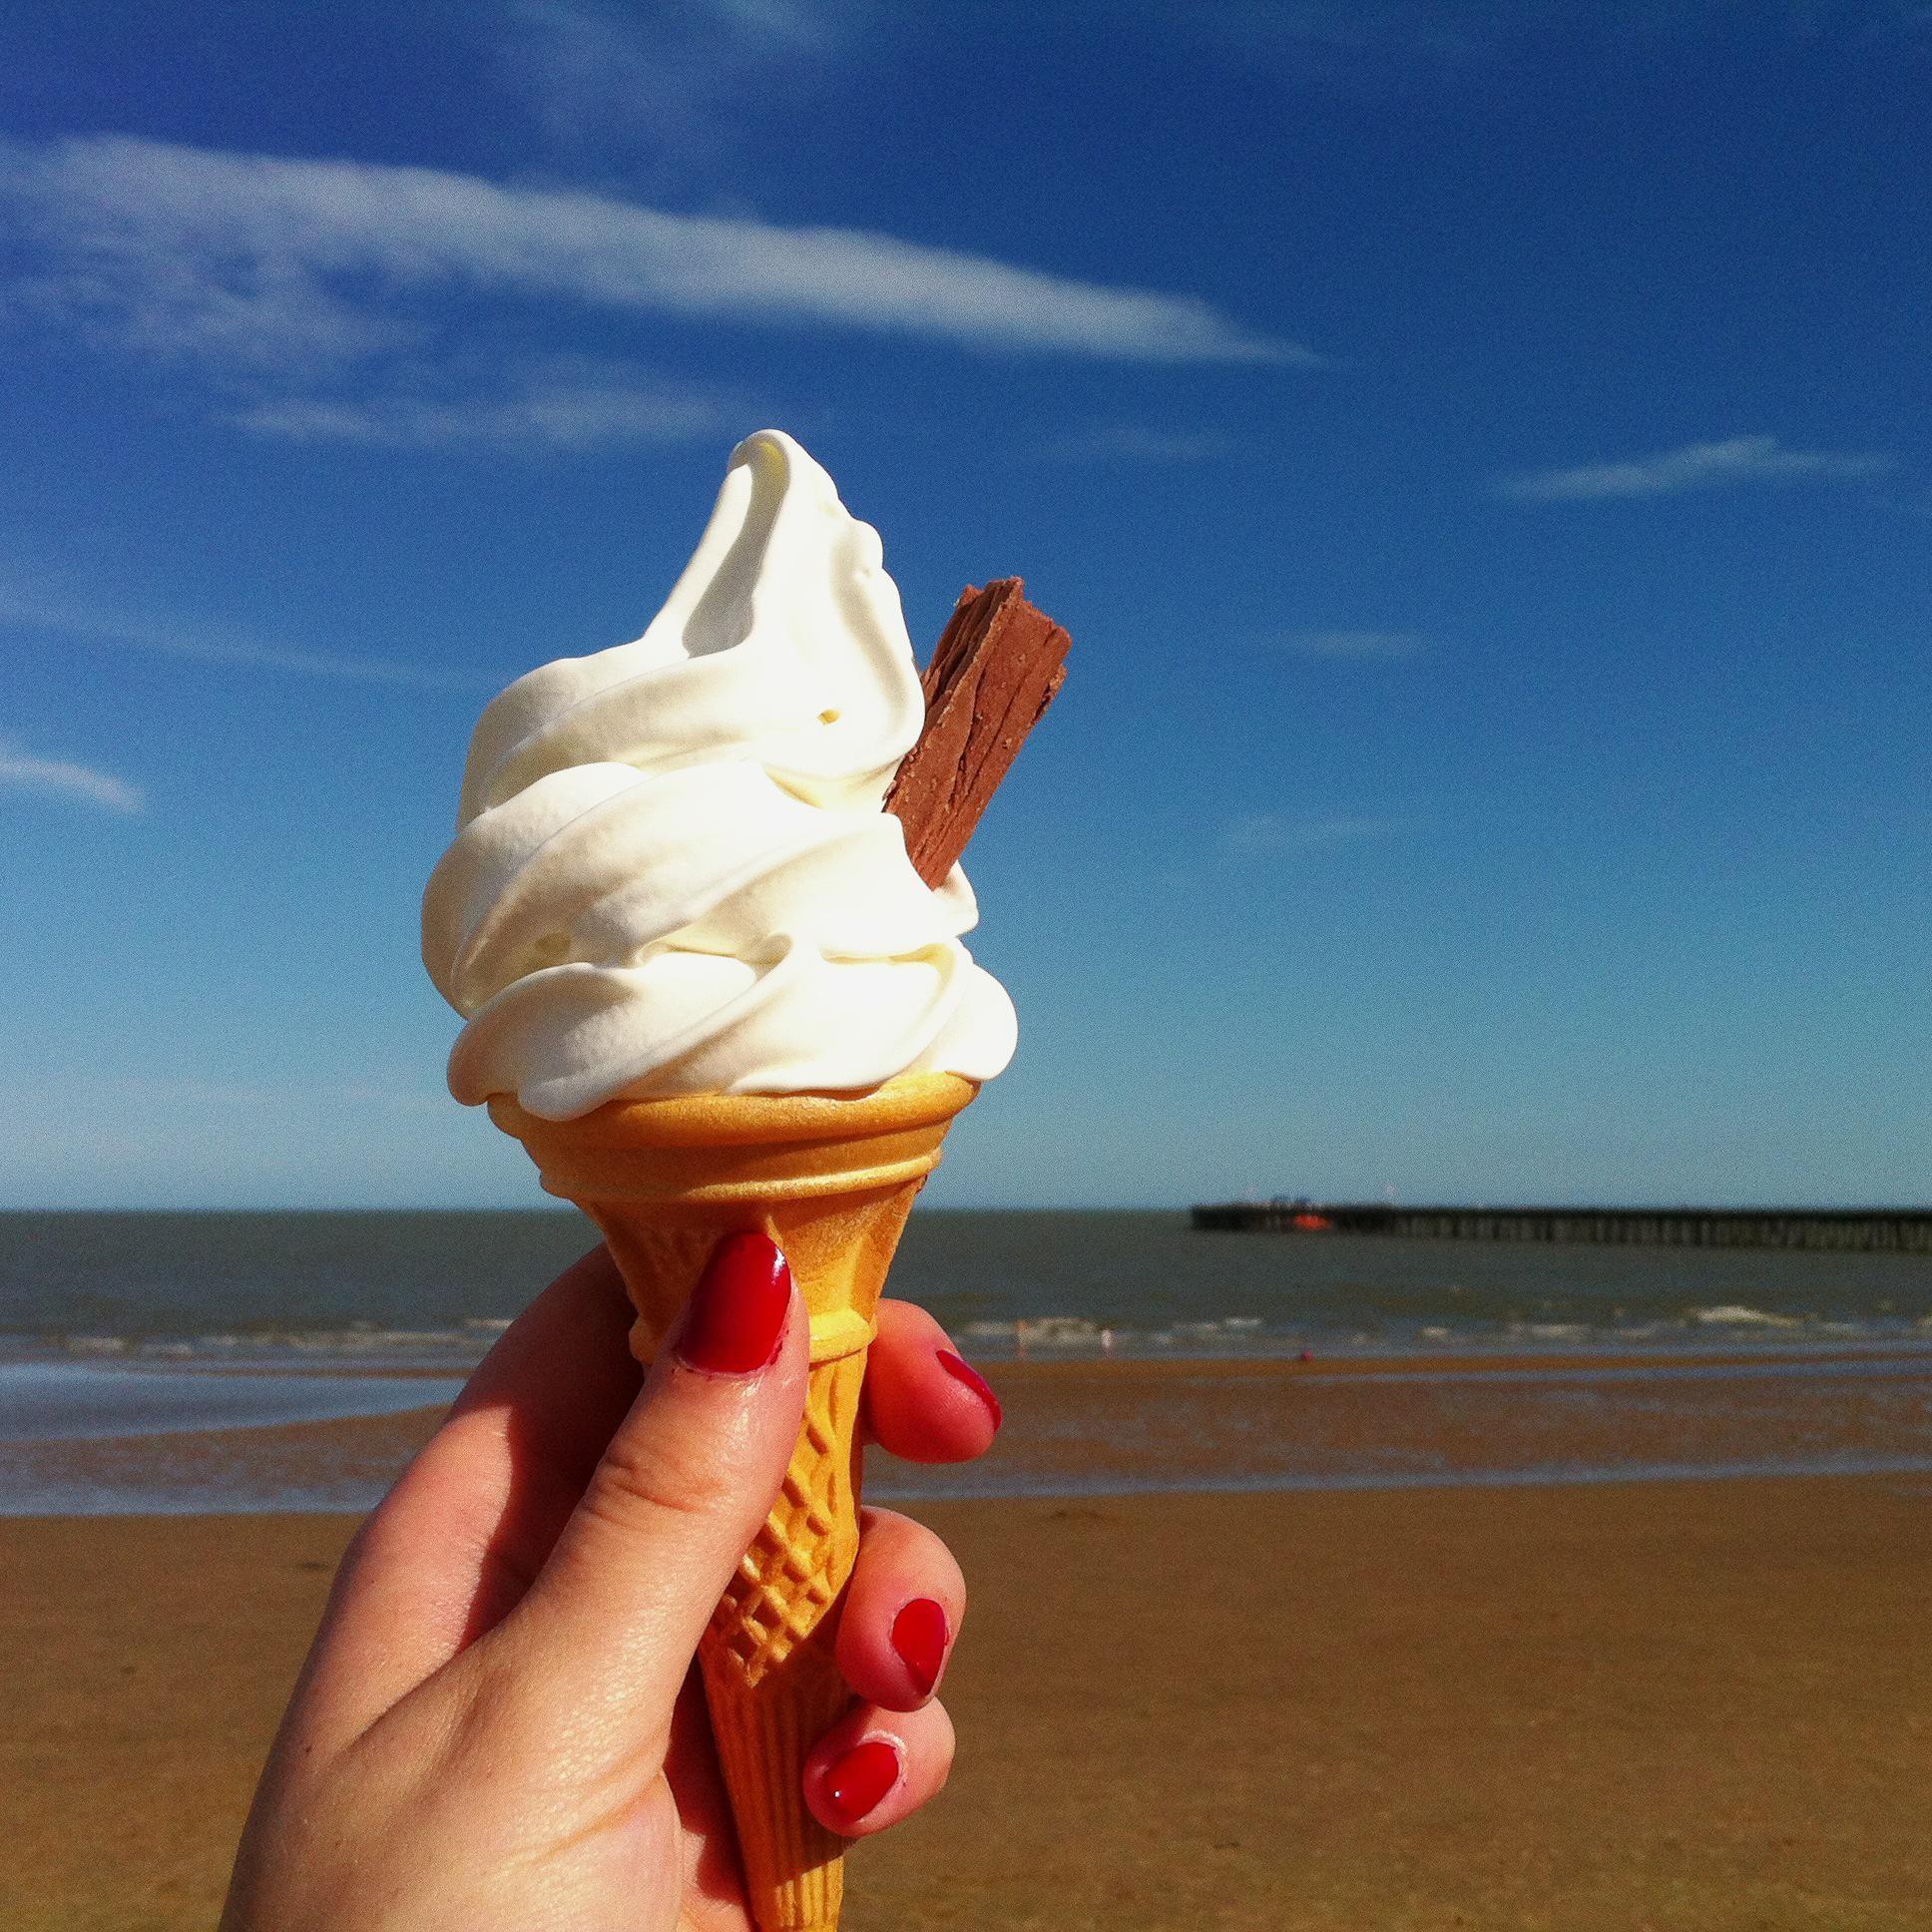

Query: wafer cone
<box><xmin>486</xmin><ymin>1070</ymin><xmax>978</xmax><ymax>1932</ymax></box>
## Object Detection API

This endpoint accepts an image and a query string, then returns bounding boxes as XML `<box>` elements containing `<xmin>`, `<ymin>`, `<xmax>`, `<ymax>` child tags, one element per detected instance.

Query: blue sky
<box><xmin>2</xmin><ymin>0</ymin><xmax>1926</xmax><ymax>1209</ymax></box>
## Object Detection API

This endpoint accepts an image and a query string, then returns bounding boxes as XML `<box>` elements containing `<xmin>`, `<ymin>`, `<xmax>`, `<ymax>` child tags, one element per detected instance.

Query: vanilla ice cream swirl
<box><xmin>422</xmin><ymin>430</ymin><xmax>1017</xmax><ymax>1120</ymax></box>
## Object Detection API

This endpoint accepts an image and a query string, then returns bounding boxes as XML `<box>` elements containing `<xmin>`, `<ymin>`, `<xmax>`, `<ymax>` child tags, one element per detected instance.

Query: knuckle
<box><xmin>582</xmin><ymin>1429</ymin><xmax>739</xmax><ymax>1536</ymax></box>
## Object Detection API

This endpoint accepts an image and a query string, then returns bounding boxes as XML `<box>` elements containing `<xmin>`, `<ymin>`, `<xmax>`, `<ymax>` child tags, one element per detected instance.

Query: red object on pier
<box><xmin>1291</xmin><ymin>1212</ymin><xmax>1332</xmax><ymax>1231</ymax></box>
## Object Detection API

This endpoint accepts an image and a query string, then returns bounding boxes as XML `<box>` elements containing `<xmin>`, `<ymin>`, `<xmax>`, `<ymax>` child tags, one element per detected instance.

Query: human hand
<box><xmin>221</xmin><ymin>1234</ymin><xmax>1002</xmax><ymax>1931</ymax></box>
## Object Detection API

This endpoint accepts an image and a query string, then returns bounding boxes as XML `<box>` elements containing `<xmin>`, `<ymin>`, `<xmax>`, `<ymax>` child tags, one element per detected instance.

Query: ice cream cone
<box><xmin>486</xmin><ymin>1070</ymin><xmax>978</xmax><ymax>1932</ymax></box>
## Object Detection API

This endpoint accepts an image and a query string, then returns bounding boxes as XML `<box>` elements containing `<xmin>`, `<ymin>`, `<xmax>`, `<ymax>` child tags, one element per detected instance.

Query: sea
<box><xmin>5</xmin><ymin>1208</ymin><xmax>1932</xmax><ymax>1513</ymax></box>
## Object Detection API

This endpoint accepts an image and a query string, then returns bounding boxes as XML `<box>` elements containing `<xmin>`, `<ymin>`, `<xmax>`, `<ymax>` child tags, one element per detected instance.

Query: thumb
<box><xmin>490</xmin><ymin>1230</ymin><xmax>808</xmax><ymax>1746</ymax></box>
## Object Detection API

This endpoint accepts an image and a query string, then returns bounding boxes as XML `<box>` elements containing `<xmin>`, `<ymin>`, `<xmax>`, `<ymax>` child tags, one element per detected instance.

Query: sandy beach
<box><xmin>6</xmin><ymin>1467</ymin><xmax>1929</xmax><ymax>1931</ymax></box>
<box><xmin>13</xmin><ymin>1346</ymin><xmax>1932</xmax><ymax>1515</ymax></box>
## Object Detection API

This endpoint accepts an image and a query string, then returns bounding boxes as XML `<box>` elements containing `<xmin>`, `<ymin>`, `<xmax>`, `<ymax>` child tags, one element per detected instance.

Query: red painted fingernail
<box><xmin>824</xmin><ymin>1737</ymin><xmax>901</xmax><ymax>1828</ymax></box>
<box><xmin>672</xmin><ymin>1232</ymin><xmax>791</xmax><ymax>1375</ymax></box>
<box><xmin>891</xmin><ymin>1598</ymin><xmax>950</xmax><ymax>1697</ymax></box>
<box><xmin>936</xmin><ymin>1349</ymin><xmax>1003</xmax><ymax>1429</ymax></box>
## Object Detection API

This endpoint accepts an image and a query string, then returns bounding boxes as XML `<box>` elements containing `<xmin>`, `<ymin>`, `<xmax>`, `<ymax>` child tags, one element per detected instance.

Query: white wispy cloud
<box><xmin>0</xmin><ymin>135</ymin><xmax>1302</xmax><ymax>370</ymax></box>
<box><xmin>1279</xmin><ymin>629</ymin><xmax>1428</xmax><ymax>660</ymax></box>
<box><xmin>504</xmin><ymin>0</ymin><xmax>848</xmax><ymax>167</ymax></box>
<box><xmin>0</xmin><ymin>733</ymin><xmax>144</xmax><ymax>813</ymax></box>
<box><xmin>1221</xmin><ymin>811</ymin><xmax>1405</xmax><ymax>854</ymax></box>
<box><xmin>1501</xmin><ymin>435</ymin><xmax>1898</xmax><ymax>502</ymax></box>
<box><xmin>705</xmin><ymin>0</ymin><xmax>837</xmax><ymax>43</ymax></box>
<box><xmin>1</xmin><ymin>588</ymin><xmax>492</xmax><ymax>691</ymax></box>
<box><xmin>230</xmin><ymin>359</ymin><xmax>727</xmax><ymax>449</ymax></box>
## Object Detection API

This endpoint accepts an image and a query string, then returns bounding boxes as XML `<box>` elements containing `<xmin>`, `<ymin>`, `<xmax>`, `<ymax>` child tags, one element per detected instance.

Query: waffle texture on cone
<box><xmin>488</xmin><ymin>1068</ymin><xmax>977</xmax><ymax>1931</ymax></box>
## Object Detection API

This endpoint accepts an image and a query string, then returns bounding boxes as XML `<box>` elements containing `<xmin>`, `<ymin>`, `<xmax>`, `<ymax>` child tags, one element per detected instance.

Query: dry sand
<box><xmin>5</xmin><ymin>1472</ymin><xmax>1929</xmax><ymax>1931</ymax></box>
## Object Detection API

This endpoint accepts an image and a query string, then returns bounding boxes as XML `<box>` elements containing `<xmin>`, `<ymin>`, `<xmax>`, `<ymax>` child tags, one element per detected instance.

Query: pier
<box><xmin>1189</xmin><ymin>1202</ymin><xmax>1932</xmax><ymax>1254</ymax></box>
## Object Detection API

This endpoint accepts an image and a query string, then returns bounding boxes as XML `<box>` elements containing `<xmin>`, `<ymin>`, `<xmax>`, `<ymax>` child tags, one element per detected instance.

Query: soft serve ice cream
<box><xmin>422</xmin><ymin>430</ymin><xmax>1017</xmax><ymax>1120</ymax></box>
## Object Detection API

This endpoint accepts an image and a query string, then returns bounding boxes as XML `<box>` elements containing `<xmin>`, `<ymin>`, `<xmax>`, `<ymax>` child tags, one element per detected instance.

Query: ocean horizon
<box><xmin>6</xmin><ymin>1208</ymin><xmax>1932</xmax><ymax>1515</ymax></box>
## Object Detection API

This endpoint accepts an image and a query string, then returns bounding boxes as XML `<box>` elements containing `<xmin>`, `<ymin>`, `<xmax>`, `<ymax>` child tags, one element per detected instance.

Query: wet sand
<box><xmin>5</xmin><ymin>1473</ymin><xmax>1929</xmax><ymax>1931</ymax></box>
<box><xmin>12</xmin><ymin>1346</ymin><xmax>1932</xmax><ymax>1513</ymax></box>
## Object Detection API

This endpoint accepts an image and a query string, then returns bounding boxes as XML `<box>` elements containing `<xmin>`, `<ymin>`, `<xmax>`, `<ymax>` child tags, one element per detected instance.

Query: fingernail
<box><xmin>824</xmin><ymin>1737</ymin><xmax>901</xmax><ymax>1828</ymax></box>
<box><xmin>891</xmin><ymin>1598</ymin><xmax>950</xmax><ymax>1698</ymax></box>
<box><xmin>672</xmin><ymin>1232</ymin><xmax>791</xmax><ymax>1375</ymax></box>
<box><xmin>936</xmin><ymin>1349</ymin><xmax>1003</xmax><ymax>1430</ymax></box>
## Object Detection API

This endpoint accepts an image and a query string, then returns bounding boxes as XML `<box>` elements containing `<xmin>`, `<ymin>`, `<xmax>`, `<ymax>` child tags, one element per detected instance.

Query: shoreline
<box><xmin>8</xmin><ymin>1337</ymin><xmax>1931</xmax><ymax>1378</ymax></box>
<box><xmin>8</xmin><ymin>1347</ymin><xmax>1932</xmax><ymax>1516</ymax></box>
<box><xmin>7</xmin><ymin>1474</ymin><xmax>1929</xmax><ymax>1930</ymax></box>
